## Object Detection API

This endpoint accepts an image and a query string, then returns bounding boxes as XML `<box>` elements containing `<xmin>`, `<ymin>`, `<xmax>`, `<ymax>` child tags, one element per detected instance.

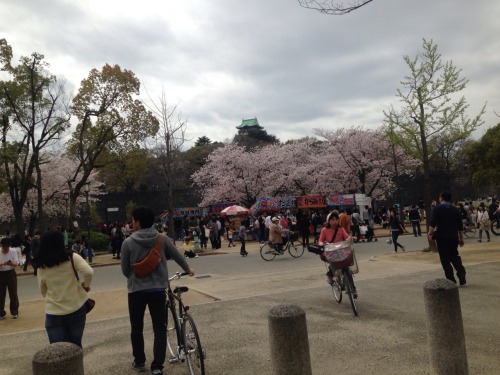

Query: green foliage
<box><xmin>465</xmin><ymin>123</ymin><xmax>500</xmax><ymax>187</ymax></box>
<box><xmin>69</xmin><ymin>231</ymin><xmax>110</xmax><ymax>252</ymax></box>
<box><xmin>384</xmin><ymin>39</ymin><xmax>485</xmax><ymax>218</ymax></box>
<box><xmin>194</xmin><ymin>136</ymin><xmax>212</xmax><ymax>146</ymax></box>
<box><xmin>90</xmin><ymin>203</ymin><xmax>102</xmax><ymax>225</ymax></box>
<box><xmin>98</xmin><ymin>147</ymin><xmax>152</xmax><ymax>192</ymax></box>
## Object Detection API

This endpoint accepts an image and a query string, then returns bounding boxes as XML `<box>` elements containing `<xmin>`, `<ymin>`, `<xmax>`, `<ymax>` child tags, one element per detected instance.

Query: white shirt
<box><xmin>0</xmin><ymin>248</ymin><xmax>20</xmax><ymax>271</ymax></box>
<box><xmin>265</xmin><ymin>216</ymin><xmax>272</xmax><ymax>228</ymax></box>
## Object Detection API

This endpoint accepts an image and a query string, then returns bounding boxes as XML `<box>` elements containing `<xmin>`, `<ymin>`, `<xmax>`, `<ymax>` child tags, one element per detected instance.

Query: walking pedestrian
<box><xmin>409</xmin><ymin>204</ymin><xmax>422</xmax><ymax>237</ymax></box>
<box><xmin>428</xmin><ymin>191</ymin><xmax>466</xmax><ymax>285</ymax></box>
<box><xmin>121</xmin><ymin>206</ymin><xmax>194</xmax><ymax>375</ymax></box>
<box><xmin>389</xmin><ymin>209</ymin><xmax>407</xmax><ymax>253</ymax></box>
<box><xmin>476</xmin><ymin>204</ymin><xmax>491</xmax><ymax>242</ymax></box>
<box><xmin>0</xmin><ymin>237</ymin><xmax>20</xmax><ymax>320</ymax></box>
<box><xmin>239</xmin><ymin>218</ymin><xmax>249</xmax><ymax>256</ymax></box>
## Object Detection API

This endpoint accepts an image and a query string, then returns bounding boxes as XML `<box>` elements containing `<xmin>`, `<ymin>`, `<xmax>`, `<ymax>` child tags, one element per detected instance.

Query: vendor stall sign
<box><xmin>258</xmin><ymin>196</ymin><xmax>296</xmax><ymax>211</ymax></box>
<box><xmin>172</xmin><ymin>207</ymin><xmax>203</xmax><ymax>218</ymax></box>
<box><xmin>325</xmin><ymin>194</ymin><xmax>355</xmax><ymax>207</ymax></box>
<box><xmin>296</xmin><ymin>195</ymin><xmax>325</xmax><ymax>208</ymax></box>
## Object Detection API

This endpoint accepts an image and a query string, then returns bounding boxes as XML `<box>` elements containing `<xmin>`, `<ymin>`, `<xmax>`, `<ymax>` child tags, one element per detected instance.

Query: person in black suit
<box><xmin>428</xmin><ymin>191</ymin><xmax>466</xmax><ymax>285</ymax></box>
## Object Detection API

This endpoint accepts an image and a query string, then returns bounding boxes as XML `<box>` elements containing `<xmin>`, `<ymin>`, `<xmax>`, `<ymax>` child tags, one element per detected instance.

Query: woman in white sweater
<box><xmin>37</xmin><ymin>231</ymin><xmax>93</xmax><ymax>348</ymax></box>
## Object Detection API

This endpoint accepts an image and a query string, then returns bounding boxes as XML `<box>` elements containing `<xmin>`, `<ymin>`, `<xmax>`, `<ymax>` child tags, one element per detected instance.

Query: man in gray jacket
<box><xmin>121</xmin><ymin>206</ymin><xmax>194</xmax><ymax>375</ymax></box>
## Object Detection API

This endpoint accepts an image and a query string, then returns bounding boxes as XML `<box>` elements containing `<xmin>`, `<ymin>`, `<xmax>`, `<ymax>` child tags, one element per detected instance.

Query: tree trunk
<box><xmin>423</xmin><ymin>159</ymin><xmax>438</xmax><ymax>252</ymax></box>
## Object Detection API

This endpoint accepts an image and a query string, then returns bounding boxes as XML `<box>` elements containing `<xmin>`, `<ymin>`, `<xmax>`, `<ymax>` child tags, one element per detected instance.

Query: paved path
<box><xmin>2</xmin><ymin>234</ymin><xmax>499</xmax><ymax>374</ymax></box>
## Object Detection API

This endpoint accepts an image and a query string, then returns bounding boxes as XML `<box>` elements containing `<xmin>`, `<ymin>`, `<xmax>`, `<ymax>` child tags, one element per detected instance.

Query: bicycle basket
<box><xmin>324</xmin><ymin>240</ymin><xmax>354</xmax><ymax>269</ymax></box>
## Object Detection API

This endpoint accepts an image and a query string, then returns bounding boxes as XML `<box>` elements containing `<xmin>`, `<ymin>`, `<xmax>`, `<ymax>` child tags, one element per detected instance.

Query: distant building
<box><xmin>236</xmin><ymin>118</ymin><xmax>263</xmax><ymax>132</ymax></box>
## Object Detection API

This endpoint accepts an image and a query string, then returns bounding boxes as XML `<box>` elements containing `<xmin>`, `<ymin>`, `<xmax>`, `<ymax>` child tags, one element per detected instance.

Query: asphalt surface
<box><xmin>1</xmin><ymin>234</ymin><xmax>499</xmax><ymax>375</ymax></box>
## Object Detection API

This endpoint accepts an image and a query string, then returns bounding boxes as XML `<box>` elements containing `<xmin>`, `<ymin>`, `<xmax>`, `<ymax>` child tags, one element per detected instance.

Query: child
<box><xmin>182</xmin><ymin>238</ymin><xmax>198</xmax><ymax>258</ymax></box>
<box><xmin>227</xmin><ymin>227</ymin><xmax>236</xmax><ymax>247</ymax></box>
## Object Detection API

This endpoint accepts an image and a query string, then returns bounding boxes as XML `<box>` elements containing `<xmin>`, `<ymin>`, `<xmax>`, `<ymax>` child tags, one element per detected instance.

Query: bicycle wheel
<box><xmin>183</xmin><ymin>313</ymin><xmax>205</xmax><ymax>375</ymax></box>
<box><xmin>343</xmin><ymin>269</ymin><xmax>358</xmax><ymax>317</ymax></box>
<box><xmin>166</xmin><ymin>304</ymin><xmax>180</xmax><ymax>359</ymax></box>
<box><xmin>260</xmin><ymin>242</ymin><xmax>276</xmax><ymax>261</ymax></box>
<box><xmin>331</xmin><ymin>275</ymin><xmax>342</xmax><ymax>303</ymax></box>
<box><xmin>464</xmin><ymin>225</ymin><xmax>476</xmax><ymax>238</ymax></box>
<box><xmin>288</xmin><ymin>240</ymin><xmax>305</xmax><ymax>258</ymax></box>
<box><xmin>491</xmin><ymin>218</ymin><xmax>500</xmax><ymax>235</ymax></box>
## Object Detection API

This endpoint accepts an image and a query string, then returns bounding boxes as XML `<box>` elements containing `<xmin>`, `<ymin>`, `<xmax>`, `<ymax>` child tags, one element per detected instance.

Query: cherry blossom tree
<box><xmin>0</xmin><ymin>156</ymin><xmax>102</xmax><ymax>234</ymax></box>
<box><xmin>192</xmin><ymin>144</ymin><xmax>267</xmax><ymax>207</ymax></box>
<box><xmin>314</xmin><ymin>126</ymin><xmax>416</xmax><ymax>200</ymax></box>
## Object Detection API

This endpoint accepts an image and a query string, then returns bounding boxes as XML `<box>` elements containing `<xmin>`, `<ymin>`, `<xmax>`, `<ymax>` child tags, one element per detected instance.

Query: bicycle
<box><xmin>259</xmin><ymin>231</ymin><xmax>305</xmax><ymax>261</ymax></box>
<box><xmin>166</xmin><ymin>272</ymin><xmax>206</xmax><ymax>375</ymax></box>
<box><xmin>463</xmin><ymin>220</ymin><xmax>477</xmax><ymax>238</ymax></box>
<box><xmin>491</xmin><ymin>214</ymin><xmax>500</xmax><ymax>236</ymax></box>
<box><xmin>322</xmin><ymin>239</ymin><xmax>359</xmax><ymax>317</ymax></box>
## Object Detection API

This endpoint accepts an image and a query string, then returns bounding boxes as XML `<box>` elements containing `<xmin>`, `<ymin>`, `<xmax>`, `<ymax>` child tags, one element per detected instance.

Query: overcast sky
<box><xmin>1</xmin><ymin>0</ymin><xmax>499</xmax><ymax>148</ymax></box>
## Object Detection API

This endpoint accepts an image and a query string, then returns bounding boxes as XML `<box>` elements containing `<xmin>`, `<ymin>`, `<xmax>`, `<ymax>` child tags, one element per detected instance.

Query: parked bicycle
<box><xmin>166</xmin><ymin>272</ymin><xmax>206</xmax><ymax>375</ymax></box>
<box><xmin>491</xmin><ymin>214</ymin><xmax>500</xmax><ymax>236</ymax></box>
<box><xmin>259</xmin><ymin>231</ymin><xmax>305</xmax><ymax>261</ymax></box>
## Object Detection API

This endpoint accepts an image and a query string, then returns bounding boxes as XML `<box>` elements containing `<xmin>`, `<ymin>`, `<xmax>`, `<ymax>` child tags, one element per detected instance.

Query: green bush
<box><xmin>69</xmin><ymin>231</ymin><xmax>110</xmax><ymax>252</ymax></box>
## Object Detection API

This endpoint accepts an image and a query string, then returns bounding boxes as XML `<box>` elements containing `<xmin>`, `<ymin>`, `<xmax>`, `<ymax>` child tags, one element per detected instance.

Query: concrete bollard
<box><xmin>33</xmin><ymin>342</ymin><xmax>84</xmax><ymax>375</ymax></box>
<box><xmin>423</xmin><ymin>279</ymin><xmax>468</xmax><ymax>375</ymax></box>
<box><xmin>268</xmin><ymin>304</ymin><xmax>312</xmax><ymax>375</ymax></box>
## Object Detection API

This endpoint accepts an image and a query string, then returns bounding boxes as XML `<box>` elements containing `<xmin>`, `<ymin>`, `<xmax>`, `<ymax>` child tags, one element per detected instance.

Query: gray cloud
<box><xmin>1</xmin><ymin>0</ymin><xmax>498</xmax><ymax>147</ymax></box>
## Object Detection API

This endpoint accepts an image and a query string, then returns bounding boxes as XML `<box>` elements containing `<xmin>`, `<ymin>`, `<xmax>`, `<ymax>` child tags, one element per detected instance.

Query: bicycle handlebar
<box><xmin>169</xmin><ymin>271</ymin><xmax>190</xmax><ymax>281</ymax></box>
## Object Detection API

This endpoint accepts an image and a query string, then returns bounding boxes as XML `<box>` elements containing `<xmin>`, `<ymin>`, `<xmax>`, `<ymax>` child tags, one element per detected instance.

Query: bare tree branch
<box><xmin>298</xmin><ymin>0</ymin><xmax>374</xmax><ymax>15</ymax></box>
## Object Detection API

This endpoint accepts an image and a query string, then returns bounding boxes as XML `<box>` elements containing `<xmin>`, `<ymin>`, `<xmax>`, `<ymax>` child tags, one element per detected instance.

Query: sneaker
<box><xmin>458</xmin><ymin>276</ymin><xmax>466</xmax><ymax>286</ymax></box>
<box><xmin>151</xmin><ymin>370</ymin><xmax>163</xmax><ymax>375</ymax></box>
<box><xmin>478</xmin><ymin>239</ymin><xmax>481</xmax><ymax>242</ymax></box>
<box><xmin>12</xmin><ymin>314</ymin><xmax>18</xmax><ymax>319</ymax></box>
<box><xmin>393</xmin><ymin>251</ymin><xmax>397</xmax><ymax>254</ymax></box>
<box><xmin>402</xmin><ymin>246</ymin><xmax>406</xmax><ymax>252</ymax></box>
<box><xmin>0</xmin><ymin>315</ymin><xmax>6</xmax><ymax>320</ymax></box>
<box><xmin>132</xmin><ymin>361</ymin><xmax>146</xmax><ymax>372</ymax></box>
<box><xmin>112</xmin><ymin>255</ymin><xmax>117</xmax><ymax>259</ymax></box>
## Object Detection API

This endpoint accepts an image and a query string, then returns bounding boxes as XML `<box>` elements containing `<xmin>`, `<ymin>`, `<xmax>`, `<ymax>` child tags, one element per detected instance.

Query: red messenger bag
<box><xmin>131</xmin><ymin>235</ymin><xmax>163</xmax><ymax>278</ymax></box>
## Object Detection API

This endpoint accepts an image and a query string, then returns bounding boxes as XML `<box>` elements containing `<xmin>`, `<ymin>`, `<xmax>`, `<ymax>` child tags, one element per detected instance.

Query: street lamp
<box><xmin>84</xmin><ymin>183</ymin><xmax>92</xmax><ymax>264</ymax></box>
<box><xmin>63</xmin><ymin>192</ymin><xmax>69</xmax><ymax>231</ymax></box>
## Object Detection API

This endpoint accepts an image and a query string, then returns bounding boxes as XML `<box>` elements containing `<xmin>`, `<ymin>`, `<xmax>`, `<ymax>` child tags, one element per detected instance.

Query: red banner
<box><xmin>296</xmin><ymin>196</ymin><xmax>325</xmax><ymax>208</ymax></box>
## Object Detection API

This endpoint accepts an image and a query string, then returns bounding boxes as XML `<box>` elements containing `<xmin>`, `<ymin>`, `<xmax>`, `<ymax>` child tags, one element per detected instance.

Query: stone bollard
<box><xmin>33</xmin><ymin>342</ymin><xmax>84</xmax><ymax>375</ymax></box>
<box><xmin>268</xmin><ymin>304</ymin><xmax>312</xmax><ymax>375</ymax></box>
<box><xmin>423</xmin><ymin>279</ymin><xmax>468</xmax><ymax>375</ymax></box>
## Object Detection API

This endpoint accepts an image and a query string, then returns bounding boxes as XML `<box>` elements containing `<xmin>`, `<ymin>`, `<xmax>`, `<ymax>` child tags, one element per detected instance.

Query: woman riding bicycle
<box><xmin>317</xmin><ymin>212</ymin><xmax>358</xmax><ymax>298</ymax></box>
<box><xmin>269</xmin><ymin>217</ymin><xmax>285</xmax><ymax>253</ymax></box>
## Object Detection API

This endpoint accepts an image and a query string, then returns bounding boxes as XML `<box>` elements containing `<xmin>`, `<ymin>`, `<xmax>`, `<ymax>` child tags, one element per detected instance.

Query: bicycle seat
<box><xmin>173</xmin><ymin>286</ymin><xmax>189</xmax><ymax>294</ymax></box>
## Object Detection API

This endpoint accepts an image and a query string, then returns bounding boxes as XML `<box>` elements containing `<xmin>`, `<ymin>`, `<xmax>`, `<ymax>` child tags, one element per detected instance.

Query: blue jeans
<box><xmin>128</xmin><ymin>290</ymin><xmax>166</xmax><ymax>371</ymax></box>
<box><xmin>45</xmin><ymin>303</ymin><xmax>86</xmax><ymax>348</ymax></box>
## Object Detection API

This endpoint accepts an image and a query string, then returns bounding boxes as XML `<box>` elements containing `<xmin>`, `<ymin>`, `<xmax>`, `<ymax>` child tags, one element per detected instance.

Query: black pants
<box><xmin>411</xmin><ymin>221</ymin><xmax>422</xmax><ymax>236</ymax></box>
<box><xmin>128</xmin><ymin>290</ymin><xmax>166</xmax><ymax>371</ymax></box>
<box><xmin>301</xmin><ymin>230</ymin><xmax>310</xmax><ymax>246</ymax></box>
<box><xmin>240</xmin><ymin>236</ymin><xmax>247</xmax><ymax>254</ymax></box>
<box><xmin>0</xmin><ymin>269</ymin><xmax>19</xmax><ymax>318</ymax></box>
<box><xmin>436</xmin><ymin>238</ymin><xmax>466</xmax><ymax>283</ymax></box>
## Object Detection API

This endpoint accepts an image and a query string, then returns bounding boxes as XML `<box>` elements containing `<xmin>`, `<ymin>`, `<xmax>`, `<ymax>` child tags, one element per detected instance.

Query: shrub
<box><xmin>69</xmin><ymin>231</ymin><xmax>110</xmax><ymax>252</ymax></box>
